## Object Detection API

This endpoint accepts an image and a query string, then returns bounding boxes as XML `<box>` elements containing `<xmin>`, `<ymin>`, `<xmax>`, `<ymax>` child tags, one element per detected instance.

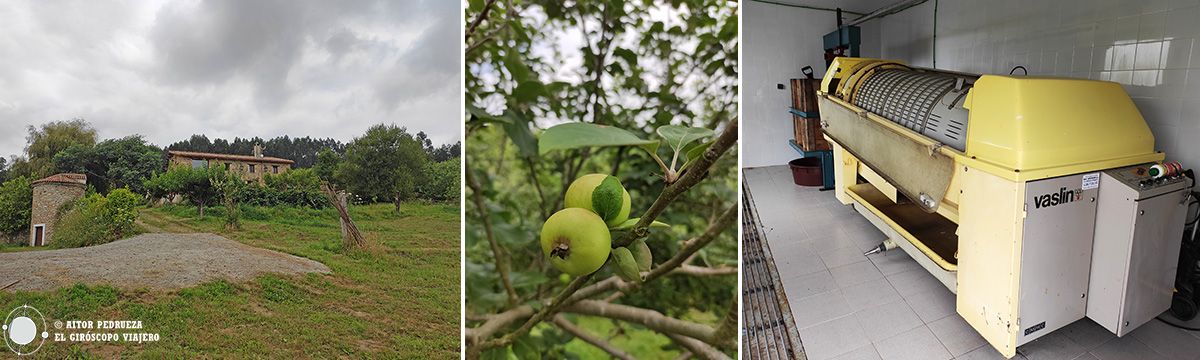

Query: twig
<box><xmin>465</xmin><ymin>156</ymin><xmax>519</xmax><ymax>305</ymax></box>
<box><xmin>551</xmin><ymin>315</ymin><xmax>637</xmax><ymax>360</ymax></box>
<box><xmin>0</xmin><ymin>280</ymin><xmax>19</xmax><ymax>290</ymax></box>
<box><xmin>465</xmin><ymin>23</ymin><xmax>510</xmax><ymax>56</ymax></box>
<box><xmin>613</xmin><ymin>118</ymin><xmax>738</xmax><ymax>248</ymax></box>
<box><xmin>525</xmin><ymin>157</ymin><xmax>549</xmax><ymax>221</ymax></box>
<box><xmin>563</xmin><ymin>300</ymin><xmax>735</xmax><ymax>348</ymax></box>
<box><xmin>610</xmin><ymin>146</ymin><xmax>628</xmax><ymax>178</ymax></box>
<box><xmin>673</xmin><ymin>352</ymin><xmax>695</xmax><ymax>360</ymax></box>
<box><xmin>464</xmin><ymin>0</ymin><xmax>499</xmax><ymax>41</ymax></box>
<box><xmin>664</xmin><ymin>333</ymin><xmax>731</xmax><ymax>360</ymax></box>
<box><xmin>669</xmin><ymin>265</ymin><xmax>737</xmax><ymax>276</ymax></box>
<box><xmin>476</xmin><ymin>272</ymin><xmax>595</xmax><ymax>350</ymax></box>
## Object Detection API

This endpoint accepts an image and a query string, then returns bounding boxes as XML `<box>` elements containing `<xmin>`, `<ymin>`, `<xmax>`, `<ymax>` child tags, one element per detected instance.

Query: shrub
<box><xmin>53</xmin><ymin>188</ymin><xmax>141</xmax><ymax>248</ymax></box>
<box><xmin>418</xmin><ymin>157</ymin><xmax>460</xmax><ymax>202</ymax></box>
<box><xmin>0</xmin><ymin>176</ymin><xmax>32</xmax><ymax>235</ymax></box>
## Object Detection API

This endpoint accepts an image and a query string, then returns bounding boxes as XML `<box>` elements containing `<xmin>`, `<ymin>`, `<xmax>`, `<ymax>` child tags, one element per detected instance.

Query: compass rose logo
<box><xmin>3</xmin><ymin>305</ymin><xmax>48</xmax><ymax>356</ymax></box>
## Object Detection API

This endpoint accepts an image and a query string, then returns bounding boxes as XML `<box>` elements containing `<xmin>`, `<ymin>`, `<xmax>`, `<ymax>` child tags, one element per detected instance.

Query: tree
<box><xmin>431</xmin><ymin>141</ymin><xmax>462</xmax><ymax>162</ymax></box>
<box><xmin>336</xmin><ymin>124</ymin><xmax>429</xmax><ymax>211</ymax></box>
<box><xmin>464</xmin><ymin>0</ymin><xmax>738</xmax><ymax>358</ymax></box>
<box><xmin>143</xmin><ymin>167</ymin><xmax>229</xmax><ymax>219</ymax></box>
<box><xmin>313</xmin><ymin>149</ymin><xmax>342</xmax><ymax>183</ymax></box>
<box><xmin>0</xmin><ymin>157</ymin><xmax>9</xmax><ymax>182</ymax></box>
<box><xmin>166</xmin><ymin>135</ymin><xmax>346</xmax><ymax>169</ymax></box>
<box><xmin>419</xmin><ymin>157</ymin><xmax>461</xmax><ymax>202</ymax></box>
<box><xmin>10</xmin><ymin>119</ymin><xmax>98</xmax><ymax>179</ymax></box>
<box><xmin>53</xmin><ymin>136</ymin><xmax>163</xmax><ymax>195</ymax></box>
<box><xmin>0</xmin><ymin>176</ymin><xmax>33</xmax><ymax>235</ymax></box>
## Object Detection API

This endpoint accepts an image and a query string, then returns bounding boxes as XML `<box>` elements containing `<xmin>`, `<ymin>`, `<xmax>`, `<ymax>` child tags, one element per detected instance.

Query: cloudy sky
<box><xmin>0</xmin><ymin>0</ymin><xmax>460</xmax><ymax>160</ymax></box>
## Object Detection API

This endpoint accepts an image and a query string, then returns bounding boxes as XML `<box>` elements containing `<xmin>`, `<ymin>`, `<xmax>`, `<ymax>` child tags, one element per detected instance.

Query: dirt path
<box><xmin>0</xmin><ymin>233</ymin><xmax>330</xmax><ymax>292</ymax></box>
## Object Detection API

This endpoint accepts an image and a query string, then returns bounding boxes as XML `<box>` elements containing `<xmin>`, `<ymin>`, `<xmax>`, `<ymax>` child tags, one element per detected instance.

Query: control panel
<box><xmin>1103</xmin><ymin>163</ymin><xmax>1192</xmax><ymax>199</ymax></box>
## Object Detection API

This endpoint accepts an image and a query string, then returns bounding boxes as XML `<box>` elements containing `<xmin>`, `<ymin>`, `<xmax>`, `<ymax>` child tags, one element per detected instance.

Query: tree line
<box><xmin>0</xmin><ymin>119</ymin><xmax>461</xmax><ymax>236</ymax></box>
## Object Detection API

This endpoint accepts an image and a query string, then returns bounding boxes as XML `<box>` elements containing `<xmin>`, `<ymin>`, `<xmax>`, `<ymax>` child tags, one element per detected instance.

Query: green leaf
<box><xmin>509</xmin><ymin>271</ymin><xmax>548</xmax><ymax>291</ymax></box>
<box><xmin>629</xmin><ymin>238</ymin><xmax>652</xmax><ymax>272</ymax></box>
<box><xmin>465</xmin><ymin>103</ymin><xmax>511</xmax><ymax>125</ymax></box>
<box><xmin>481</xmin><ymin>347</ymin><xmax>513</xmax><ymax>360</ymax></box>
<box><xmin>513</xmin><ymin>336</ymin><xmax>541</xmax><ymax>360</ymax></box>
<box><xmin>679</xmin><ymin>140</ymin><xmax>714</xmax><ymax>171</ymax></box>
<box><xmin>538</xmin><ymin>123</ymin><xmax>657</xmax><ymax>155</ymax></box>
<box><xmin>637</xmin><ymin>141</ymin><xmax>660</xmax><ymax>157</ymax></box>
<box><xmin>501</xmin><ymin>110</ymin><xmax>539</xmax><ymax>158</ymax></box>
<box><xmin>611</xmin><ymin>247</ymin><xmax>643</xmax><ymax>282</ymax></box>
<box><xmin>513</xmin><ymin>80</ymin><xmax>548</xmax><ymax>104</ymax></box>
<box><xmin>609</xmin><ymin>218</ymin><xmax>671</xmax><ymax>230</ymax></box>
<box><xmin>591</xmin><ymin>175</ymin><xmax>624</xmax><ymax>223</ymax></box>
<box><xmin>522</xmin><ymin>300</ymin><xmax>544</xmax><ymax>311</ymax></box>
<box><xmin>503</xmin><ymin>50</ymin><xmax>531</xmax><ymax>81</ymax></box>
<box><xmin>609</xmin><ymin>218</ymin><xmax>639</xmax><ymax>230</ymax></box>
<box><xmin>657</xmin><ymin>125</ymin><xmax>714</xmax><ymax>153</ymax></box>
<box><xmin>613</xmin><ymin>47</ymin><xmax>638</xmax><ymax>66</ymax></box>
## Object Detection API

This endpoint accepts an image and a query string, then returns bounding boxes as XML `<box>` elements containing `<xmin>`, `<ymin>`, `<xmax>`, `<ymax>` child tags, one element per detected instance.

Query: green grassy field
<box><xmin>0</xmin><ymin>202</ymin><xmax>461</xmax><ymax>358</ymax></box>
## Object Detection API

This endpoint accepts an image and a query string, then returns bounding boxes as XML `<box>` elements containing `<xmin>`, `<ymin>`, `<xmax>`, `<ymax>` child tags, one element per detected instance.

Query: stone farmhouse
<box><xmin>167</xmin><ymin>144</ymin><xmax>294</xmax><ymax>181</ymax></box>
<box><xmin>30</xmin><ymin>173</ymin><xmax>87</xmax><ymax>246</ymax></box>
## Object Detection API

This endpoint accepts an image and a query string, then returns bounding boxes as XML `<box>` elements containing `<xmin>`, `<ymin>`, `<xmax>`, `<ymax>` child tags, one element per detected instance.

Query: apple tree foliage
<box><xmin>465</xmin><ymin>0</ymin><xmax>738</xmax><ymax>358</ymax></box>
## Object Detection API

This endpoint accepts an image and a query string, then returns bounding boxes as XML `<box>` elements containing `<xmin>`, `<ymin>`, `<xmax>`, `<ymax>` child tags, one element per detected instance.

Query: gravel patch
<box><xmin>0</xmin><ymin>233</ymin><xmax>330</xmax><ymax>292</ymax></box>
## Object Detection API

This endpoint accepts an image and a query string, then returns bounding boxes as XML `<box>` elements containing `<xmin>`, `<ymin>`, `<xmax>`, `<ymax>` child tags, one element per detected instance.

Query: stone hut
<box><xmin>30</xmin><ymin>173</ymin><xmax>87</xmax><ymax>246</ymax></box>
<box><xmin>167</xmin><ymin>144</ymin><xmax>294</xmax><ymax>181</ymax></box>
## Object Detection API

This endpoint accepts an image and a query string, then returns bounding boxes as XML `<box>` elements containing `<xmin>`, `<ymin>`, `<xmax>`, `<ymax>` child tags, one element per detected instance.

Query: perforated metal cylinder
<box><xmin>851</xmin><ymin>69</ymin><xmax>972</xmax><ymax>151</ymax></box>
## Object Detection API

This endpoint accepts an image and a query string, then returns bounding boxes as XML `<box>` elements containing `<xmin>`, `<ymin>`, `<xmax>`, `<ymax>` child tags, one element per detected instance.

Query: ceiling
<box><xmin>751</xmin><ymin>0</ymin><xmax>902</xmax><ymax>15</ymax></box>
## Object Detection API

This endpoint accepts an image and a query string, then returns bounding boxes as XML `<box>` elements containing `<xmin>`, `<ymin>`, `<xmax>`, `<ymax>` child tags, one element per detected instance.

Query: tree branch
<box><xmin>469</xmin><ymin>203</ymin><xmax>737</xmax><ymax>351</ymax></box>
<box><xmin>664</xmin><ymin>333</ymin><xmax>731</xmax><ymax>360</ymax></box>
<box><xmin>465</xmin><ymin>156</ymin><xmax>518</xmax><ymax>306</ymax></box>
<box><xmin>613</xmin><ymin>118</ymin><xmax>738</xmax><ymax>248</ymax></box>
<box><xmin>551</xmin><ymin>315</ymin><xmax>637</xmax><ymax>360</ymax></box>
<box><xmin>563</xmin><ymin>300</ymin><xmax>735</xmax><ymax>349</ymax></box>
<box><xmin>465</xmin><ymin>0</ymin><xmax>499</xmax><ymax>41</ymax></box>
<box><xmin>465</xmin><ymin>305</ymin><xmax>535</xmax><ymax>347</ymax></box>
<box><xmin>712</xmin><ymin>301</ymin><xmax>737</xmax><ymax>346</ymax></box>
<box><xmin>476</xmin><ymin>272</ymin><xmax>595</xmax><ymax>351</ymax></box>
<box><xmin>669</xmin><ymin>265</ymin><xmax>737</xmax><ymax>276</ymax></box>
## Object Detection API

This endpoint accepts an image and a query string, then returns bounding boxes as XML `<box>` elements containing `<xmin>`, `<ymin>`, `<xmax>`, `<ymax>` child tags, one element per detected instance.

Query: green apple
<box><xmin>564</xmin><ymin>173</ymin><xmax>631</xmax><ymax>227</ymax></box>
<box><xmin>541</xmin><ymin>208</ymin><xmax>611</xmax><ymax>276</ymax></box>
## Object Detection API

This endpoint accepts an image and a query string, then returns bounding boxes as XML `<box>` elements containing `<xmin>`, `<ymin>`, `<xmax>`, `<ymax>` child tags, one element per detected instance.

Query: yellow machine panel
<box><xmin>962</xmin><ymin>75</ymin><xmax>1164</xmax><ymax>180</ymax></box>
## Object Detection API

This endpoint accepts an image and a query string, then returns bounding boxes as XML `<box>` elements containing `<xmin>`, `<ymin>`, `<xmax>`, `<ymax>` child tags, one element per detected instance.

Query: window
<box><xmin>191</xmin><ymin>159</ymin><xmax>204</xmax><ymax>169</ymax></box>
<box><xmin>272</xmin><ymin>165</ymin><xmax>279</xmax><ymax>174</ymax></box>
<box><xmin>249</xmin><ymin>164</ymin><xmax>256</xmax><ymax>173</ymax></box>
<box><xmin>225</xmin><ymin>163</ymin><xmax>231</xmax><ymax>171</ymax></box>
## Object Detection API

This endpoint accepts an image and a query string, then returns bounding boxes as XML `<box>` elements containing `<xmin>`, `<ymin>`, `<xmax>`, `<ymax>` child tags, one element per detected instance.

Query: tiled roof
<box><xmin>168</xmin><ymin>150</ymin><xmax>294</xmax><ymax>164</ymax></box>
<box><xmin>32</xmin><ymin>173</ymin><xmax>87</xmax><ymax>186</ymax></box>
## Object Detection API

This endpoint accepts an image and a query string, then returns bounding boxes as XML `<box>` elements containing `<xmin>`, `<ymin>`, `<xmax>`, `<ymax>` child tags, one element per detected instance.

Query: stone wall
<box><xmin>31</xmin><ymin>182</ymin><xmax>86</xmax><ymax>246</ymax></box>
<box><xmin>168</xmin><ymin>156</ymin><xmax>290</xmax><ymax>181</ymax></box>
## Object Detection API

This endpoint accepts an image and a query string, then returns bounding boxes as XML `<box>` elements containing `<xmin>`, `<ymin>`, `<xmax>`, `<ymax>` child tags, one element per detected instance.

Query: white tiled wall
<box><xmin>883</xmin><ymin>0</ymin><xmax>1200</xmax><ymax>169</ymax></box>
<box><xmin>746</xmin><ymin>0</ymin><xmax>1200</xmax><ymax>170</ymax></box>
<box><xmin>743</xmin><ymin>1</ymin><xmax>880</xmax><ymax>168</ymax></box>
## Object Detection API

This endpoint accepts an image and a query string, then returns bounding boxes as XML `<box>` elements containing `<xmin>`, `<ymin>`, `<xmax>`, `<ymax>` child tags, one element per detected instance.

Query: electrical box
<box><xmin>1087</xmin><ymin>164</ymin><xmax>1192</xmax><ymax>336</ymax></box>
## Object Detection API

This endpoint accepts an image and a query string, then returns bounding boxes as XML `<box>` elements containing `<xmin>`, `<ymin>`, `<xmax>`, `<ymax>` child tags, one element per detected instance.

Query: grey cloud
<box><xmin>0</xmin><ymin>0</ymin><xmax>460</xmax><ymax>160</ymax></box>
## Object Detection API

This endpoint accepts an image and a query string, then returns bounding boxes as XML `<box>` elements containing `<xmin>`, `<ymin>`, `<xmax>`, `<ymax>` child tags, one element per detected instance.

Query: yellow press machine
<box><xmin>816</xmin><ymin>57</ymin><xmax>1194</xmax><ymax>358</ymax></box>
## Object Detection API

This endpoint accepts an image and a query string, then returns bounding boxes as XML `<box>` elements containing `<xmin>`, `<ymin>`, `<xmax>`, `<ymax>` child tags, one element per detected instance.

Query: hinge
<box><xmin>928</xmin><ymin>143</ymin><xmax>944</xmax><ymax>157</ymax></box>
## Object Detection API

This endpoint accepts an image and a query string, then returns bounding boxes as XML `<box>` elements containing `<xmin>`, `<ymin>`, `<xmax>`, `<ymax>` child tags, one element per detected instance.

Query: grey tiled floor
<box><xmin>744</xmin><ymin>165</ymin><xmax>1200</xmax><ymax>360</ymax></box>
